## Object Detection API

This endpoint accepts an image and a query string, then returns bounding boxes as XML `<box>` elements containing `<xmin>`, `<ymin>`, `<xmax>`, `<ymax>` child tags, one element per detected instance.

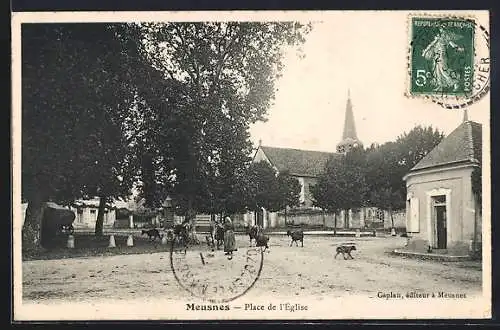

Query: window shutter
<box><xmin>408</xmin><ymin>197</ymin><xmax>419</xmax><ymax>232</ymax></box>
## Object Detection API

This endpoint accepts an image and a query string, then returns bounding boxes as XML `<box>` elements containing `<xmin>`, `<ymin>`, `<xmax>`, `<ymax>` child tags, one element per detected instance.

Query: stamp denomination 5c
<box><xmin>409</xmin><ymin>16</ymin><xmax>475</xmax><ymax>98</ymax></box>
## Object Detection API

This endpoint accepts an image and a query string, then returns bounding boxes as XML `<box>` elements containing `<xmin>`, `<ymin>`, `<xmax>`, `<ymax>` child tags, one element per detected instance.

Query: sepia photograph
<box><xmin>11</xmin><ymin>10</ymin><xmax>491</xmax><ymax>320</ymax></box>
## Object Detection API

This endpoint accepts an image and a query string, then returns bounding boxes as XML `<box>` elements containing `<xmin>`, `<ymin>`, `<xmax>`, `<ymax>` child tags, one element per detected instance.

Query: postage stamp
<box><xmin>407</xmin><ymin>14</ymin><xmax>490</xmax><ymax>109</ymax></box>
<box><xmin>409</xmin><ymin>16</ymin><xmax>475</xmax><ymax>98</ymax></box>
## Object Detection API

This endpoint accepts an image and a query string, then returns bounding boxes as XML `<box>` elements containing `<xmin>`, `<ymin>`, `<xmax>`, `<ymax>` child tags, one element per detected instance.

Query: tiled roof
<box><xmin>410</xmin><ymin>121</ymin><xmax>482</xmax><ymax>172</ymax></box>
<box><xmin>259</xmin><ymin>146</ymin><xmax>339</xmax><ymax>177</ymax></box>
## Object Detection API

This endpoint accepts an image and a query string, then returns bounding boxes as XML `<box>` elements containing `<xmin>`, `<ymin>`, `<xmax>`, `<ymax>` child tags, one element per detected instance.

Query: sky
<box><xmin>248</xmin><ymin>11</ymin><xmax>490</xmax><ymax>152</ymax></box>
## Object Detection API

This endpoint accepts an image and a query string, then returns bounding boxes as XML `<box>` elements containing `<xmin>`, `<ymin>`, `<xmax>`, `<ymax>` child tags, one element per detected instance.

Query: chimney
<box><xmin>463</xmin><ymin>109</ymin><xmax>469</xmax><ymax>123</ymax></box>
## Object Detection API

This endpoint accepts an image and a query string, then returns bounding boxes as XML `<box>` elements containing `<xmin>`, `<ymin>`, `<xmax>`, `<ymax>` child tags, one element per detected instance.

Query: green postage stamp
<box><xmin>409</xmin><ymin>16</ymin><xmax>475</xmax><ymax>97</ymax></box>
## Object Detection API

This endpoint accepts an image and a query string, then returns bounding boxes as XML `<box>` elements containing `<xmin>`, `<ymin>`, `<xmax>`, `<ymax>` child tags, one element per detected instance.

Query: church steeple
<box><xmin>336</xmin><ymin>89</ymin><xmax>363</xmax><ymax>154</ymax></box>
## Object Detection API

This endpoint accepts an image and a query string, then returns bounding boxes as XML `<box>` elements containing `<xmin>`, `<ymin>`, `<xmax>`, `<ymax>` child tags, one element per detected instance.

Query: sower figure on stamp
<box><xmin>422</xmin><ymin>26</ymin><xmax>465</xmax><ymax>92</ymax></box>
<box><xmin>223</xmin><ymin>216</ymin><xmax>237</xmax><ymax>260</ymax></box>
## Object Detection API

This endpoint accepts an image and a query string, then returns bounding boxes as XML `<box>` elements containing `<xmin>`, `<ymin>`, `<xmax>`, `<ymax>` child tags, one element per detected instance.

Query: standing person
<box><xmin>223</xmin><ymin>216</ymin><xmax>237</xmax><ymax>259</ymax></box>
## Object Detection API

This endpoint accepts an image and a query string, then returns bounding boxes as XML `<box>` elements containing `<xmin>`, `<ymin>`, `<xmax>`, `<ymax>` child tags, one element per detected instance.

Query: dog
<box><xmin>255</xmin><ymin>233</ymin><xmax>270</xmax><ymax>252</ymax></box>
<box><xmin>335</xmin><ymin>244</ymin><xmax>356</xmax><ymax>260</ymax></box>
<box><xmin>247</xmin><ymin>225</ymin><xmax>262</xmax><ymax>246</ymax></box>
<box><xmin>141</xmin><ymin>228</ymin><xmax>161</xmax><ymax>241</ymax></box>
<box><xmin>286</xmin><ymin>229</ymin><xmax>304</xmax><ymax>247</ymax></box>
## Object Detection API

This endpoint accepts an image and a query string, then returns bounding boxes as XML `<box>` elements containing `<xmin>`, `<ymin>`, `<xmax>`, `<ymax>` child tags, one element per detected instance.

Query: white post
<box><xmin>67</xmin><ymin>235</ymin><xmax>75</xmax><ymax>248</ymax></box>
<box><xmin>129</xmin><ymin>214</ymin><xmax>134</xmax><ymax>229</ymax></box>
<box><xmin>127</xmin><ymin>234</ymin><xmax>134</xmax><ymax>247</ymax></box>
<box><xmin>108</xmin><ymin>235</ymin><xmax>116</xmax><ymax>248</ymax></box>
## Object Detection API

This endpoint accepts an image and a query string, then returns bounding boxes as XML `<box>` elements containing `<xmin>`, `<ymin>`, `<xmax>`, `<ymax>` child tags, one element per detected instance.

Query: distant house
<box><xmin>21</xmin><ymin>198</ymin><xmax>124</xmax><ymax>230</ymax></box>
<box><xmin>403</xmin><ymin>113</ymin><xmax>482</xmax><ymax>256</ymax></box>
<box><xmin>70</xmin><ymin>198</ymin><xmax>117</xmax><ymax>229</ymax></box>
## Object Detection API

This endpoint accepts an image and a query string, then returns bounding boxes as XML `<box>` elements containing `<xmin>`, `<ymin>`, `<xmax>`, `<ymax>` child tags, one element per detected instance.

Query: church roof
<box><xmin>410</xmin><ymin>120</ymin><xmax>482</xmax><ymax>172</ymax></box>
<box><xmin>259</xmin><ymin>146</ymin><xmax>338</xmax><ymax>178</ymax></box>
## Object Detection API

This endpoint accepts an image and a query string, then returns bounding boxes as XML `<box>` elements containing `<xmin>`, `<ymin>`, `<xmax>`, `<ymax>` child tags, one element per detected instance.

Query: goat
<box><xmin>335</xmin><ymin>244</ymin><xmax>357</xmax><ymax>260</ymax></box>
<box><xmin>286</xmin><ymin>229</ymin><xmax>304</xmax><ymax>247</ymax></box>
<box><xmin>172</xmin><ymin>223</ymin><xmax>191</xmax><ymax>252</ymax></box>
<box><xmin>210</xmin><ymin>222</ymin><xmax>225</xmax><ymax>250</ymax></box>
<box><xmin>247</xmin><ymin>225</ymin><xmax>262</xmax><ymax>247</ymax></box>
<box><xmin>141</xmin><ymin>228</ymin><xmax>162</xmax><ymax>241</ymax></box>
<box><xmin>255</xmin><ymin>232</ymin><xmax>270</xmax><ymax>252</ymax></box>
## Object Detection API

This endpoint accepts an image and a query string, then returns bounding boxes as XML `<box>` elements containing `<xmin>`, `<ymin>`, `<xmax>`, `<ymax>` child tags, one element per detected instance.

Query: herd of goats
<box><xmin>141</xmin><ymin>221</ymin><xmax>357</xmax><ymax>260</ymax></box>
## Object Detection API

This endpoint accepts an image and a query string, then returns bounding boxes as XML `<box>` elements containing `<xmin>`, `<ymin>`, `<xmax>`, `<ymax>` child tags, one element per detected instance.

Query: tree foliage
<box><xmin>312</xmin><ymin>126</ymin><xmax>444</xmax><ymax>229</ymax></box>
<box><xmin>21</xmin><ymin>22</ymin><xmax>312</xmax><ymax>248</ymax></box>
<box><xmin>135</xmin><ymin>22</ymin><xmax>312</xmax><ymax>221</ymax></box>
<box><xmin>22</xmin><ymin>23</ymin><xmax>148</xmax><ymax>243</ymax></box>
<box><xmin>245</xmin><ymin>161</ymin><xmax>301</xmax><ymax>213</ymax></box>
<box><xmin>312</xmin><ymin>147</ymin><xmax>368</xmax><ymax>213</ymax></box>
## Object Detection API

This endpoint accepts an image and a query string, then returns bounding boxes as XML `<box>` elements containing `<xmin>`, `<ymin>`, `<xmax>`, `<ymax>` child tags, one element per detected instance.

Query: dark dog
<box><xmin>286</xmin><ymin>229</ymin><xmax>304</xmax><ymax>247</ymax></box>
<box><xmin>210</xmin><ymin>222</ymin><xmax>225</xmax><ymax>250</ymax></box>
<box><xmin>247</xmin><ymin>225</ymin><xmax>262</xmax><ymax>247</ymax></box>
<box><xmin>335</xmin><ymin>244</ymin><xmax>356</xmax><ymax>260</ymax></box>
<box><xmin>142</xmin><ymin>228</ymin><xmax>161</xmax><ymax>241</ymax></box>
<box><xmin>172</xmin><ymin>223</ymin><xmax>191</xmax><ymax>252</ymax></box>
<box><xmin>255</xmin><ymin>233</ymin><xmax>270</xmax><ymax>252</ymax></box>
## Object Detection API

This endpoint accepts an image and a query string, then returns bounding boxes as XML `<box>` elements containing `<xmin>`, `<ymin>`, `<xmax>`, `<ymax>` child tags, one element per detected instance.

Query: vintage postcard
<box><xmin>12</xmin><ymin>10</ymin><xmax>491</xmax><ymax>321</ymax></box>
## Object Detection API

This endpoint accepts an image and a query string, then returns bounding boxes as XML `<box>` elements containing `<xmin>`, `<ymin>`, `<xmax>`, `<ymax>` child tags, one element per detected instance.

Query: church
<box><xmin>243</xmin><ymin>91</ymin><xmax>404</xmax><ymax>230</ymax></box>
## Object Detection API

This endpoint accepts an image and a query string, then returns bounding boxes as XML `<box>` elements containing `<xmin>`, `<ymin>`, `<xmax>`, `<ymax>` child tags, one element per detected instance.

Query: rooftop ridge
<box><xmin>409</xmin><ymin>120</ymin><xmax>482</xmax><ymax>172</ymax></box>
<box><xmin>260</xmin><ymin>145</ymin><xmax>337</xmax><ymax>155</ymax></box>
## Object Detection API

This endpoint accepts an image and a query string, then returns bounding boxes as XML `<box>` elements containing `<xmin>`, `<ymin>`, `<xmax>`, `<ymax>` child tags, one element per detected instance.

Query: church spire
<box><xmin>336</xmin><ymin>89</ymin><xmax>363</xmax><ymax>153</ymax></box>
<box><xmin>463</xmin><ymin>109</ymin><xmax>469</xmax><ymax>123</ymax></box>
<box><xmin>342</xmin><ymin>89</ymin><xmax>358</xmax><ymax>140</ymax></box>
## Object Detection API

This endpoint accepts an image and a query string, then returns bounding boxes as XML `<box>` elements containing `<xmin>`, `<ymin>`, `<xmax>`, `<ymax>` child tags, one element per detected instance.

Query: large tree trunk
<box><xmin>94</xmin><ymin>196</ymin><xmax>106</xmax><ymax>236</ymax></box>
<box><xmin>22</xmin><ymin>195</ymin><xmax>47</xmax><ymax>253</ymax></box>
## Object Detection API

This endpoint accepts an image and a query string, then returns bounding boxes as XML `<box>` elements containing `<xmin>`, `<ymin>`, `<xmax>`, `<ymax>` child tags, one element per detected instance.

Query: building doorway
<box><xmin>432</xmin><ymin>195</ymin><xmax>447</xmax><ymax>249</ymax></box>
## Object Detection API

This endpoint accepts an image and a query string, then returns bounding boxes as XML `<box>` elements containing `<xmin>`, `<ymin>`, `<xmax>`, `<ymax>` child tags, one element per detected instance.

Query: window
<box><xmin>433</xmin><ymin>195</ymin><xmax>446</xmax><ymax>205</ymax></box>
<box><xmin>90</xmin><ymin>210</ymin><xmax>96</xmax><ymax>215</ymax></box>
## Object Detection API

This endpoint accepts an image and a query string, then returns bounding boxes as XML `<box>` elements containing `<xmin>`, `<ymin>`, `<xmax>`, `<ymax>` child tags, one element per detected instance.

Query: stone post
<box><xmin>129</xmin><ymin>214</ymin><xmax>134</xmax><ymax>229</ymax></box>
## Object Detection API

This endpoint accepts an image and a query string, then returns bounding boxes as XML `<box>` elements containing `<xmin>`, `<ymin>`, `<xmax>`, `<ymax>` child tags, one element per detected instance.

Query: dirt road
<box><xmin>21</xmin><ymin>235</ymin><xmax>482</xmax><ymax>304</ymax></box>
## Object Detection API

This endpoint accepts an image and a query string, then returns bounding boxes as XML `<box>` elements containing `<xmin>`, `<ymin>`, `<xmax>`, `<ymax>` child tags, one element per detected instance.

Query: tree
<box><xmin>396</xmin><ymin>125</ymin><xmax>444</xmax><ymax>173</ymax></box>
<box><xmin>312</xmin><ymin>147</ymin><xmax>368</xmax><ymax>231</ymax></box>
<box><xmin>276</xmin><ymin>170</ymin><xmax>301</xmax><ymax>222</ymax></box>
<box><xmin>364</xmin><ymin>126</ymin><xmax>444</xmax><ymax>230</ymax></box>
<box><xmin>246</xmin><ymin>161</ymin><xmax>279</xmax><ymax>213</ymax></box>
<box><xmin>137</xmin><ymin>22</ymin><xmax>312</xmax><ymax>230</ymax></box>
<box><xmin>365</xmin><ymin>141</ymin><xmax>404</xmax><ymax>229</ymax></box>
<box><xmin>21</xmin><ymin>23</ymin><xmax>161</xmax><ymax>248</ymax></box>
